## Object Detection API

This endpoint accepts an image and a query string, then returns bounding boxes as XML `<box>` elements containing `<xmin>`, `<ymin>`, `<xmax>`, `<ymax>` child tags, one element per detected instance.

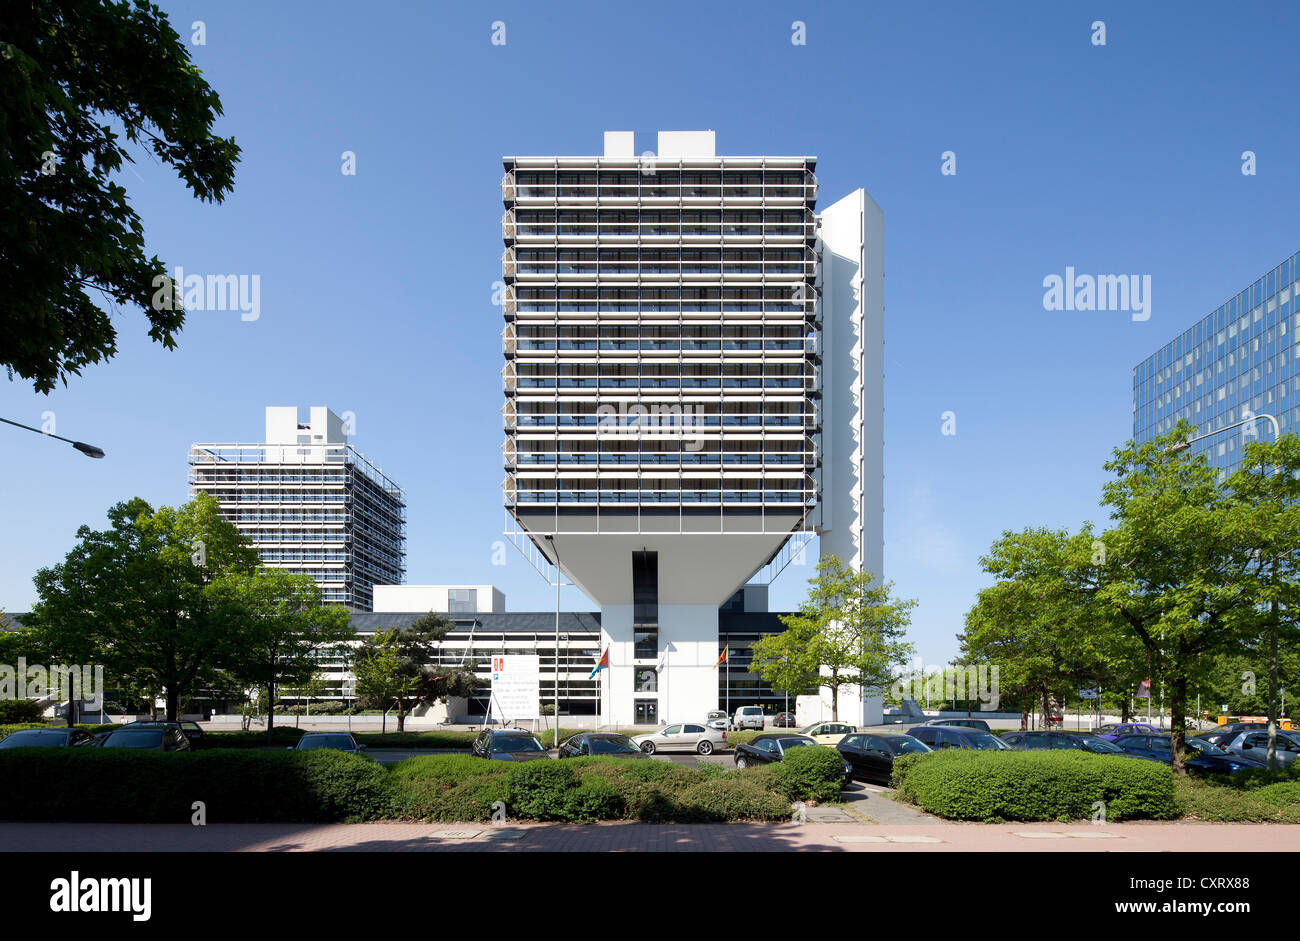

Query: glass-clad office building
<box><xmin>1134</xmin><ymin>251</ymin><xmax>1300</xmax><ymax>476</ymax></box>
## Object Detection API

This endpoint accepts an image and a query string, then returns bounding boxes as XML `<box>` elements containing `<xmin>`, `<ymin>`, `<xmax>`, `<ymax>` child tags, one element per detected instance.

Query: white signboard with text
<box><xmin>490</xmin><ymin>655</ymin><xmax>540</xmax><ymax>721</ymax></box>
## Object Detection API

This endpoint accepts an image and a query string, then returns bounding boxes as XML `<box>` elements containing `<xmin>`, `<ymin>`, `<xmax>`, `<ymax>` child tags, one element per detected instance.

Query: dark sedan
<box><xmin>471</xmin><ymin>729</ymin><xmax>550</xmax><ymax>762</ymax></box>
<box><xmin>1093</xmin><ymin>722</ymin><xmax>1160</xmax><ymax>742</ymax></box>
<box><xmin>836</xmin><ymin>732</ymin><xmax>931</xmax><ymax>785</ymax></box>
<box><xmin>100</xmin><ymin>726</ymin><xmax>192</xmax><ymax>751</ymax></box>
<box><xmin>1002</xmin><ymin>731</ymin><xmax>1161</xmax><ymax>759</ymax></box>
<box><xmin>118</xmin><ymin>720</ymin><xmax>206</xmax><ymax>749</ymax></box>
<box><xmin>733</xmin><ymin>733</ymin><xmax>853</xmax><ymax>784</ymax></box>
<box><xmin>292</xmin><ymin>732</ymin><xmax>365</xmax><ymax>755</ymax></box>
<box><xmin>906</xmin><ymin>725</ymin><xmax>1008</xmax><ymax>751</ymax></box>
<box><xmin>558</xmin><ymin>732</ymin><xmax>647</xmax><ymax>759</ymax></box>
<box><xmin>1114</xmin><ymin>734</ymin><xmax>1264</xmax><ymax>773</ymax></box>
<box><xmin>772</xmin><ymin>712</ymin><xmax>798</xmax><ymax>729</ymax></box>
<box><xmin>1195</xmin><ymin>723</ymin><xmax>1271</xmax><ymax>748</ymax></box>
<box><xmin>0</xmin><ymin>727</ymin><xmax>98</xmax><ymax>749</ymax></box>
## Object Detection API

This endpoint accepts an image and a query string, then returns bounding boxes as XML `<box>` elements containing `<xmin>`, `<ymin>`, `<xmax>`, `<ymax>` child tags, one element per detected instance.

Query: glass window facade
<box><xmin>1134</xmin><ymin>251</ymin><xmax>1300</xmax><ymax>476</ymax></box>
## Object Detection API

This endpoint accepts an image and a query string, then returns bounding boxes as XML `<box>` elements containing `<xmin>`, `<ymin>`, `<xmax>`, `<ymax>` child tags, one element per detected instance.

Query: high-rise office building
<box><xmin>1134</xmin><ymin>251</ymin><xmax>1300</xmax><ymax>475</ymax></box>
<box><xmin>500</xmin><ymin>131</ymin><xmax>883</xmax><ymax>724</ymax></box>
<box><xmin>189</xmin><ymin>406</ymin><xmax>406</xmax><ymax>610</ymax></box>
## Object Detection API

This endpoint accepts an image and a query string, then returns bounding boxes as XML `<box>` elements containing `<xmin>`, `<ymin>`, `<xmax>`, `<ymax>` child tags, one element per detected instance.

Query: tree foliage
<box><xmin>753</xmin><ymin>556</ymin><xmax>914</xmax><ymax>721</ymax></box>
<box><xmin>352</xmin><ymin>614</ymin><xmax>478</xmax><ymax>732</ymax></box>
<box><xmin>1</xmin><ymin>0</ymin><xmax>240</xmax><ymax>392</ymax></box>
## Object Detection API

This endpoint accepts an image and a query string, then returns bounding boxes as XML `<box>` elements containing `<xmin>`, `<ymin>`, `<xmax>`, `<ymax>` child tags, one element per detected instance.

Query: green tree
<box><xmin>756</xmin><ymin>556</ymin><xmax>915</xmax><ymax>721</ymax></box>
<box><xmin>351</xmin><ymin>613</ymin><xmax>477</xmax><ymax>732</ymax></box>
<box><xmin>960</xmin><ymin>525</ymin><xmax>1142</xmax><ymax>729</ymax></box>
<box><xmin>209</xmin><ymin>568</ymin><xmax>353</xmax><ymax>741</ymax></box>
<box><xmin>352</xmin><ymin>629</ymin><xmax>418</xmax><ymax>734</ymax></box>
<box><xmin>1223</xmin><ymin>433</ymin><xmax>1300</xmax><ymax>768</ymax></box>
<box><xmin>1096</xmin><ymin>422</ymin><xmax>1257</xmax><ymax>773</ymax></box>
<box><xmin>2</xmin><ymin>0</ymin><xmax>240</xmax><ymax>392</ymax></box>
<box><xmin>28</xmin><ymin>493</ymin><xmax>259</xmax><ymax>721</ymax></box>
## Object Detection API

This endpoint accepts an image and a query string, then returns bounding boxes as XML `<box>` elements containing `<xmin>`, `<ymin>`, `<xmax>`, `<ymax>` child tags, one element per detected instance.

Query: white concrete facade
<box><xmin>372</xmin><ymin>584</ymin><xmax>505</xmax><ymax>614</ymax></box>
<box><xmin>500</xmin><ymin>132</ymin><xmax>883</xmax><ymax>725</ymax></box>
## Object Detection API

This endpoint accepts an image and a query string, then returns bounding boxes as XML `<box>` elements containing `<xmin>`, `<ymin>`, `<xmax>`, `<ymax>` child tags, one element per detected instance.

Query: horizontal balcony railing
<box><xmin>509</xmin><ymin>489</ymin><xmax>812</xmax><ymax>505</ymax></box>
<box><xmin>513</xmin><ymin>415</ymin><xmax>810</xmax><ymax>428</ymax></box>
<box><xmin>511</xmin><ymin>453</ymin><xmax>812</xmax><ymax>467</ymax></box>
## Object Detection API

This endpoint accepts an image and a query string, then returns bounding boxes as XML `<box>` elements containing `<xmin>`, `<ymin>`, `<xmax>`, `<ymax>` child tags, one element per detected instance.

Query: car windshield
<box><xmin>104</xmin><ymin>730</ymin><xmax>164</xmax><ymax>748</ymax></box>
<box><xmin>1186</xmin><ymin>738</ymin><xmax>1229</xmax><ymax>755</ymax></box>
<box><xmin>0</xmin><ymin>730</ymin><xmax>67</xmax><ymax>748</ymax></box>
<box><xmin>1077</xmin><ymin>736</ymin><xmax>1122</xmax><ymax>753</ymax></box>
<box><xmin>778</xmin><ymin>738</ymin><xmax>814</xmax><ymax>751</ymax></box>
<box><xmin>963</xmin><ymin>732</ymin><xmax>1007</xmax><ymax>750</ymax></box>
<box><xmin>887</xmin><ymin>737</ymin><xmax>931</xmax><ymax>755</ymax></box>
<box><xmin>588</xmin><ymin>736</ymin><xmax>640</xmax><ymax>754</ymax></box>
<box><xmin>298</xmin><ymin>735</ymin><xmax>355</xmax><ymax>750</ymax></box>
<box><xmin>493</xmin><ymin>735</ymin><xmax>545</xmax><ymax>753</ymax></box>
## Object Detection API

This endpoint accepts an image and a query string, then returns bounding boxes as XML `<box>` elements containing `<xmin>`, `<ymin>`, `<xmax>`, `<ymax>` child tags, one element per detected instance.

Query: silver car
<box><xmin>633</xmin><ymin>723</ymin><xmax>727</xmax><ymax>756</ymax></box>
<box><xmin>1221</xmin><ymin>729</ymin><xmax>1300</xmax><ymax>767</ymax></box>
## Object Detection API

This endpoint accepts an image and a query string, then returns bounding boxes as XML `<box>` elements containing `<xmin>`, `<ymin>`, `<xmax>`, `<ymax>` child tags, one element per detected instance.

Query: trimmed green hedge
<box><xmin>0</xmin><ymin>723</ymin><xmax>47</xmax><ymax>740</ymax></box>
<box><xmin>0</xmin><ymin>748</ymin><xmax>396</xmax><ymax>822</ymax></box>
<box><xmin>771</xmin><ymin>745</ymin><xmax>843</xmax><ymax>803</ymax></box>
<box><xmin>891</xmin><ymin>750</ymin><xmax>1178</xmax><ymax>822</ymax></box>
<box><xmin>392</xmin><ymin>754</ymin><xmax>793</xmax><ymax>823</ymax></box>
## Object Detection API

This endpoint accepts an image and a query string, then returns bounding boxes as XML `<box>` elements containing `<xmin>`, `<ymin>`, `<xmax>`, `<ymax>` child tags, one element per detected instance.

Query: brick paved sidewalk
<box><xmin>2</xmin><ymin>820</ymin><xmax>1296</xmax><ymax>852</ymax></box>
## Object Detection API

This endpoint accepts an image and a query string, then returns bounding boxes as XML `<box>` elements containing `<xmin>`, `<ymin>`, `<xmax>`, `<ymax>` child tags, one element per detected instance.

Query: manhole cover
<box><xmin>1061</xmin><ymin>830</ymin><xmax>1121</xmax><ymax>839</ymax></box>
<box><xmin>1012</xmin><ymin>831</ymin><xmax>1067</xmax><ymax>839</ymax></box>
<box><xmin>883</xmin><ymin>835</ymin><xmax>943</xmax><ymax>843</ymax></box>
<box><xmin>832</xmin><ymin>835</ymin><xmax>889</xmax><ymax>843</ymax></box>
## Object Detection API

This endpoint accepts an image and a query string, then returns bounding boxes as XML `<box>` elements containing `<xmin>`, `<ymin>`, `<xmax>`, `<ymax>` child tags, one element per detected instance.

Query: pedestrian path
<box><xmin>2</xmin><ymin>821</ymin><xmax>1296</xmax><ymax>852</ymax></box>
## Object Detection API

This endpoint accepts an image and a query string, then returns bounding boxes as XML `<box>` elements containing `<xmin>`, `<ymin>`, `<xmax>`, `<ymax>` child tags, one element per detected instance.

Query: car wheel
<box><xmin>736</xmin><ymin>756</ymin><xmax>749</xmax><ymax>769</ymax></box>
<box><xmin>641</xmin><ymin>741</ymin><xmax>656</xmax><ymax>755</ymax></box>
<box><xmin>697</xmin><ymin>740</ymin><xmax>714</xmax><ymax>756</ymax></box>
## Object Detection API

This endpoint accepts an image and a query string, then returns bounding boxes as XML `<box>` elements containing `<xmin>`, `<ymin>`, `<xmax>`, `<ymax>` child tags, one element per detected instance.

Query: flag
<box><xmin>1136</xmin><ymin>678</ymin><xmax>1151</xmax><ymax>699</ymax></box>
<box><xmin>588</xmin><ymin>646</ymin><xmax>610</xmax><ymax>680</ymax></box>
<box><xmin>713</xmin><ymin>645</ymin><xmax>729</xmax><ymax>670</ymax></box>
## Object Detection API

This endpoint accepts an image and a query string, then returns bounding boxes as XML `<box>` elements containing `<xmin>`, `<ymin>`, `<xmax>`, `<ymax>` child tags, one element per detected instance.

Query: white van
<box><xmin>732</xmin><ymin>705</ymin><xmax>765</xmax><ymax>731</ymax></box>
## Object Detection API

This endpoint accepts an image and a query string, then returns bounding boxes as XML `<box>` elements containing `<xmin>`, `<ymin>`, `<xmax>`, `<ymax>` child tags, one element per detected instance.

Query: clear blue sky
<box><xmin>3</xmin><ymin>1</ymin><xmax>1298</xmax><ymax>668</ymax></box>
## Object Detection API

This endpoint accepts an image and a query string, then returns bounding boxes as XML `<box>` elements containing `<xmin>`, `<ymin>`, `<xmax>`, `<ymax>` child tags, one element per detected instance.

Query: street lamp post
<box><xmin>544</xmin><ymin>534</ymin><xmax>561</xmax><ymax>748</ymax></box>
<box><xmin>0</xmin><ymin>416</ymin><xmax>105</xmax><ymax>458</ymax></box>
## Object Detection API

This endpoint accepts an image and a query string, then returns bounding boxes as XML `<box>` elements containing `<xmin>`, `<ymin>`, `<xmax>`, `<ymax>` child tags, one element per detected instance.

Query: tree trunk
<box><xmin>1267</xmin><ymin>597</ymin><xmax>1280</xmax><ymax>769</ymax></box>
<box><xmin>1020</xmin><ymin>708</ymin><xmax>1028</xmax><ymax>731</ymax></box>
<box><xmin>166</xmin><ymin>687</ymin><xmax>179</xmax><ymax>722</ymax></box>
<box><xmin>265</xmin><ymin>683</ymin><xmax>276</xmax><ymax>741</ymax></box>
<box><xmin>830</xmin><ymin>676</ymin><xmax>839</xmax><ymax>722</ymax></box>
<box><xmin>1169</xmin><ymin>668</ymin><xmax>1188</xmax><ymax>775</ymax></box>
<box><xmin>397</xmin><ymin>701</ymin><xmax>407</xmax><ymax>733</ymax></box>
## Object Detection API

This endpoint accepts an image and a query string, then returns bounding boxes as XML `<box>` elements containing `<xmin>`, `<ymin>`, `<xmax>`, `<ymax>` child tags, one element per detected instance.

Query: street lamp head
<box><xmin>1163</xmin><ymin>440</ymin><xmax>1190</xmax><ymax>455</ymax></box>
<box><xmin>72</xmin><ymin>441</ymin><xmax>106</xmax><ymax>459</ymax></box>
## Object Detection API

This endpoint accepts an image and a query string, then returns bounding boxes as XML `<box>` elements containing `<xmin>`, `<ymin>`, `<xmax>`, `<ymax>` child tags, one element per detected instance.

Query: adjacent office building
<box><xmin>500</xmin><ymin>131</ymin><xmax>884</xmax><ymax>725</ymax></box>
<box><xmin>189</xmin><ymin>406</ymin><xmax>406</xmax><ymax>611</ymax></box>
<box><xmin>1134</xmin><ymin>251</ymin><xmax>1300</xmax><ymax>475</ymax></box>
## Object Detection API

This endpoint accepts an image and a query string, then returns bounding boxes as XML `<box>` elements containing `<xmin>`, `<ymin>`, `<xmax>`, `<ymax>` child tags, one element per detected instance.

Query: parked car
<box><xmin>1002</xmin><ymin>731</ymin><xmax>1160</xmax><ymax>758</ymax></box>
<box><xmin>772</xmin><ymin>712</ymin><xmax>798</xmax><ymax>729</ymax></box>
<box><xmin>1216</xmin><ymin>729</ymin><xmax>1300</xmax><ymax>767</ymax></box>
<box><xmin>118</xmin><ymin>719</ymin><xmax>206</xmax><ymax>749</ymax></box>
<box><xmin>471</xmin><ymin>729</ymin><xmax>549</xmax><ymax>761</ymax></box>
<box><xmin>1195</xmin><ymin>723</ymin><xmax>1272</xmax><ymax>748</ymax></box>
<box><xmin>917</xmin><ymin>717</ymin><xmax>992</xmax><ymax>732</ymax></box>
<box><xmin>705</xmin><ymin>711</ymin><xmax>730</xmax><ymax>732</ymax></box>
<box><xmin>100</xmin><ymin>726</ymin><xmax>192</xmax><ymax>751</ymax></box>
<box><xmin>633</xmin><ymin>723</ymin><xmax>726</xmax><ymax>756</ymax></box>
<box><xmin>0</xmin><ymin>727</ymin><xmax>98</xmax><ymax>749</ymax></box>
<box><xmin>734</xmin><ymin>733</ymin><xmax>853</xmax><ymax>784</ymax></box>
<box><xmin>731</xmin><ymin>705</ymin><xmax>766</xmax><ymax>731</ymax></box>
<box><xmin>836</xmin><ymin>732</ymin><xmax>932</xmax><ymax>784</ymax></box>
<box><xmin>906</xmin><ymin>725</ymin><xmax>1009</xmax><ymax>751</ymax></box>
<box><xmin>558</xmin><ymin>732</ymin><xmax>647</xmax><ymax>759</ymax></box>
<box><xmin>1093</xmin><ymin>722</ymin><xmax>1160</xmax><ymax>742</ymax></box>
<box><xmin>292</xmin><ymin>732</ymin><xmax>366</xmax><ymax>755</ymax></box>
<box><xmin>1114</xmin><ymin>734</ymin><xmax>1263</xmax><ymax>773</ymax></box>
<box><xmin>800</xmin><ymin>721</ymin><xmax>857</xmax><ymax>746</ymax></box>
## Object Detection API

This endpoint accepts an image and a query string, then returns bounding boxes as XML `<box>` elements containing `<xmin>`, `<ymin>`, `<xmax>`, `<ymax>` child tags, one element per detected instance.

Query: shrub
<box><xmin>677</xmin><ymin>778</ymin><xmax>791</xmax><ymax>822</ymax></box>
<box><xmin>562</xmin><ymin>778</ymin><xmax>624</xmax><ymax>822</ymax></box>
<box><xmin>505</xmin><ymin>761</ymin><xmax>577</xmax><ymax>821</ymax></box>
<box><xmin>390</xmin><ymin>753</ymin><xmax>497</xmax><ymax>786</ymax></box>
<box><xmin>0</xmin><ymin>748</ymin><xmax>395</xmax><ymax>823</ymax></box>
<box><xmin>0</xmin><ymin>700</ymin><xmax>46</xmax><ymax>723</ymax></box>
<box><xmin>893</xmin><ymin>751</ymin><xmax>1177</xmax><ymax>822</ymax></box>
<box><xmin>772</xmin><ymin>746</ymin><xmax>843</xmax><ymax>803</ymax></box>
